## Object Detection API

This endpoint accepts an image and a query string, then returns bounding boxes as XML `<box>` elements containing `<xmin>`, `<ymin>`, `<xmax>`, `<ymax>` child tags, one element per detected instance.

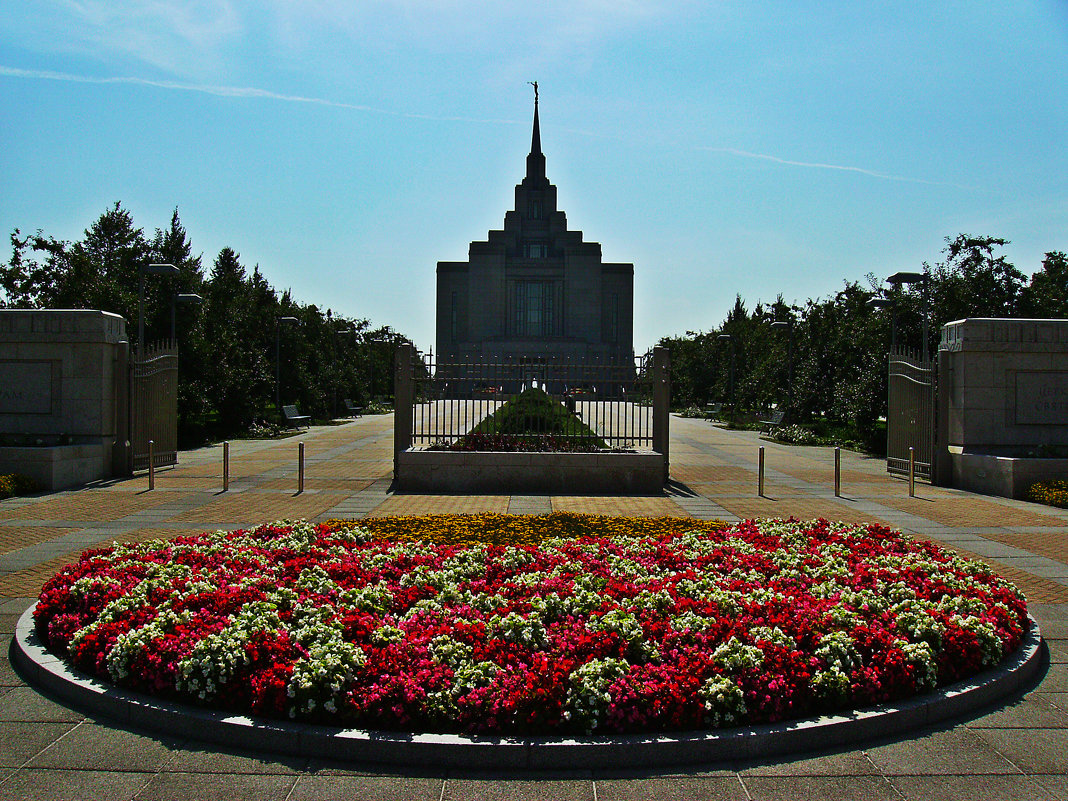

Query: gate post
<box><xmin>394</xmin><ymin>343</ymin><xmax>414</xmax><ymax>476</ymax></box>
<box><xmin>933</xmin><ymin>347</ymin><xmax>952</xmax><ymax>487</ymax></box>
<box><xmin>112</xmin><ymin>339</ymin><xmax>132</xmax><ymax>476</ymax></box>
<box><xmin>652</xmin><ymin>346</ymin><xmax>671</xmax><ymax>482</ymax></box>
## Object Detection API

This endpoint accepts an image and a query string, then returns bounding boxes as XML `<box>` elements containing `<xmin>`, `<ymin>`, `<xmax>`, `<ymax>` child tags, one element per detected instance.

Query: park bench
<box><xmin>760</xmin><ymin>408</ymin><xmax>786</xmax><ymax>433</ymax></box>
<box><xmin>343</xmin><ymin>398</ymin><xmax>364</xmax><ymax>418</ymax></box>
<box><xmin>282</xmin><ymin>404</ymin><xmax>311</xmax><ymax>430</ymax></box>
<box><xmin>704</xmin><ymin>402</ymin><xmax>723</xmax><ymax>421</ymax></box>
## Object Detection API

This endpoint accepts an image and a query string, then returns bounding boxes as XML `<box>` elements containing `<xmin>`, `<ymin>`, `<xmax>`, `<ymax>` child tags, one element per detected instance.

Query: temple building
<box><xmin>435</xmin><ymin>90</ymin><xmax>634</xmax><ymax>371</ymax></box>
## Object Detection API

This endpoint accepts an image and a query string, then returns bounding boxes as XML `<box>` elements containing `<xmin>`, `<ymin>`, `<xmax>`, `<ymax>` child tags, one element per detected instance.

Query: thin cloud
<box><xmin>705</xmin><ymin>146</ymin><xmax>974</xmax><ymax>190</ymax></box>
<box><xmin>0</xmin><ymin>65</ymin><xmax>520</xmax><ymax>126</ymax></box>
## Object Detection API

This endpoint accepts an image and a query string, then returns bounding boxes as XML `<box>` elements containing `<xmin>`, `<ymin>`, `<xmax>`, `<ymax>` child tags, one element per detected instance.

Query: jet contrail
<box><xmin>0</xmin><ymin>65</ymin><xmax>520</xmax><ymax>126</ymax></box>
<box><xmin>704</xmin><ymin>146</ymin><xmax>971</xmax><ymax>189</ymax></box>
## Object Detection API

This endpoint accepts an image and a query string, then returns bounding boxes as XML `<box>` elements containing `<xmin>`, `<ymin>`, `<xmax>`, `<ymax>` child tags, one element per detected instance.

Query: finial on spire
<box><xmin>524</xmin><ymin>81</ymin><xmax>546</xmax><ymax>183</ymax></box>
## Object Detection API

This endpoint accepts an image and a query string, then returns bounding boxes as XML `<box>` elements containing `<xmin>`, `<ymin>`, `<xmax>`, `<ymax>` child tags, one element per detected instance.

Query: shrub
<box><xmin>0</xmin><ymin>473</ymin><xmax>38</xmax><ymax>500</ymax></box>
<box><xmin>1027</xmin><ymin>480</ymin><xmax>1068</xmax><ymax>509</ymax></box>
<box><xmin>446</xmin><ymin>388</ymin><xmax>608</xmax><ymax>451</ymax></box>
<box><xmin>770</xmin><ymin>424</ymin><xmax>819</xmax><ymax>446</ymax></box>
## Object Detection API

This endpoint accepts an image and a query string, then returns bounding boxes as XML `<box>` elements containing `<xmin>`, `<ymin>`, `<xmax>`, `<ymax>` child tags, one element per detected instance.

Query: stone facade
<box><xmin>0</xmin><ymin>309</ymin><xmax>129</xmax><ymax>489</ymax></box>
<box><xmin>435</xmin><ymin>98</ymin><xmax>634</xmax><ymax>368</ymax></box>
<box><xmin>937</xmin><ymin>317</ymin><xmax>1068</xmax><ymax>498</ymax></box>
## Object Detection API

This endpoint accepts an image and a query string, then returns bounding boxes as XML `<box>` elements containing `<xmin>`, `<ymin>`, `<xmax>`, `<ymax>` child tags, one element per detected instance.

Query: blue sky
<box><xmin>2</xmin><ymin>2</ymin><xmax>1066</xmax><ymax>352</ymax></box>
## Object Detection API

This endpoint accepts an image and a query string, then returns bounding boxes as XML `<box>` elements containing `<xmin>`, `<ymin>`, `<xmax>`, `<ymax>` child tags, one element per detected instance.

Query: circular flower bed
<box><xmin>33</xmin><ymin>514</ymin><xmax>1028</xmax><ymax>736</ymax></box>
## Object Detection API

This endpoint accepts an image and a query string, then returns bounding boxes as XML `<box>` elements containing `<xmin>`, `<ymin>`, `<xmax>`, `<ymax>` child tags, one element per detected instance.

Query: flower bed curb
<box><xmin>13</xmin><ymin>605</ymin><xmax>1043</xmax><ymax>769</ymax></box>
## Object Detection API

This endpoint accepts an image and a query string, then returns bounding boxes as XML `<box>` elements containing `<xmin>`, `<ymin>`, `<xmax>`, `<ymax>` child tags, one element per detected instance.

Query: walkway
<box><xmin>1</xmin><ymin>414</ymin><xmax>1065</xmax><ymax>800</ymax></box>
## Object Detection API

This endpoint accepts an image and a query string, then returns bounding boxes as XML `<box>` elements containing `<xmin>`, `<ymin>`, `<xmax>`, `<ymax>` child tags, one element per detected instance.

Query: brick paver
<box><xmin>369</xmin><ymin>494</ymin><xmax>511</xmax><ymax>516</ymax></box>
<box><xmin>0</xmin><ymin>412</ymin><xmax>1065</xmax><ymax>800</ymax></box>
<box><xmin>0</xmin><ymin>491</ymin><xmax>186</xmax><ymax>523</ymax></box>
<box><xmin>551</xmin><ymin>495</ymin><xmax>690</xmax><ymax>517</ymax></box>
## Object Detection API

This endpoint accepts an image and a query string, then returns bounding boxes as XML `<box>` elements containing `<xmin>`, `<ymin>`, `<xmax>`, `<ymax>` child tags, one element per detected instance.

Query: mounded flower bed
<box><xmin>33</xmin><ymin>513</ymin><xmax>1028</xmax><ymax>736</ymax></box>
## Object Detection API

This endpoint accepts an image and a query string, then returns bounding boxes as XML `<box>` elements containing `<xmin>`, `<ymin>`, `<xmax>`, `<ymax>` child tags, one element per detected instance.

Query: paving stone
<box><xmin>442</xmin><ymin>778</ymin><xmax>595</xmax><ymax>800</ymax></box>
<box><xmin>1031</xmin><ymin>607</ymin><xmax>1068</xmax><ymax>640</ymax></box>
<box><xmin>595</xmin><ymin>775</ymin><xmax>747</xmax><ymax>800</ymax></box>
<box><xmin>0</xmin><ymin>768</ymin><xmax>153</xmax><ymax>801</ymax></box>
<box><xmin>288</xmin><ymin>774</ymin><xmax>445</xmax><ymax>800</ymax></box>
<box><xmin>966</xmin><ymin>693</ymin><xmax>1068</xmax><ymax>728</ymax></box>
<box><xmin>741</xmin><ymin>775</ymin><xmax>900</xmax><ymax>800</ymax></box>
<box><xmin>0</xmin><ymin>598</ymin><xmax>35</xmax><ymax>614</ymax></box>
<box><xmin>0</xmin><ymin>639</ymin><xmax>20</xmax><ymax>687</ymax></box>
<box><xmin>134</xmin><ymin>771</ymin><xmax>299</xmax><ymax>801</ymax></box>
<box><xmin>0</xmin><ymin>721</ymin><xmax>80</xmax><ymax>767</ymax></box>
<box><xmin>26</xmin><ymin>722</ymin><xmax>180</xmax><ymax>772</ymax></box>
<box><xmin>1034</xmin><ymin>774</ymin><xmax>1068</xmax><ymax>801</ymax></box>
<box><xmin>973</xmin><ymin>727</ymin><xmax>1068</xmax><ymax>774</ymax></box>
<box><xmin>864</xmin><ymin>728</ymin><xmax>1020</xmax><ymax>775</ymax></box>
<box><xmin>0</xmin><ymin>686</ymin><xmax>84</xmax><ymax>723</ymax></box>
<box><xmin>739</xmin><ymin>750</ymin><xmax>880</xmax><ymax>776</ymax></box>
<box><xmin>890</xmin><ymin>774</ymin><xmax>1059</xmax><ymax>800</ymax></box>
<box><xmin>1035</xmin><ymin>664</ymin><xmax>1068</xmax><ymax>692</ymax></box>
<box><xmin>163</xmin><ymin>743</ymin><xmax>308</xmax><ymax>774</ymax></box>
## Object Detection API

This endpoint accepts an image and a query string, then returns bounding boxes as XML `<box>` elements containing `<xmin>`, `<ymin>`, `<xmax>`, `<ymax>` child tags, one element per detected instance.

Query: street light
<box><xmin>770</xmin><ymin>320</ymin><xmax>793</xmax><ymax>423</ymax></box>
<box><xmin>333</xmin><ymin>324</ymin><xmax>357</xmax><ymax>417</ymax></box>
<box><xmin>275</xmin><ymin>316</ymin><xmax>299</xmax><ymax>423</ymax></box>
<box><xmin>139</xmin><ymin>263</ymin><xmax>178</xmax><ymax>356</ymax></box>
<box><xmin>867</xmin><ymin>294</ymin><xmax>898</xmax><ymax>353</ymax></box>
<box><xmin>886</xmin><ymin>271</ymin><xmax>930</xmax><ymax>361</ymax></box>
<box><xmin>170</xmin><ymin>293</ymin><xmax>202</xmax><ymax>342</ymax></box>
<box><xmin>717</xmin><ymin>333</ymin><xmax>735</xmax><ymax>419</ymax></box>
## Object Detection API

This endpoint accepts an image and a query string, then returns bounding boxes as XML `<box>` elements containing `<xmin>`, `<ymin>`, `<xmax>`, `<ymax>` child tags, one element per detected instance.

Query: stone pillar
<box><xmin>939</xmin><ymin>317</ymin><xmax>1068</xmax><ymax>498</ymax></box>
<box><xmin>0</xmin><ymin>310</ymin><xmax>129</xmax><ymax>489</ymax></box>
<box><xmin>652</xmin><ymin>346</ymin><xmax>670</xmax><ymax>482</ymax></box>
<box><xmin>393</xmin><ymin>343</ymin><xmax>414</xmax><ymax>476</ymax></box>
<box><xmin>932</xmin><ymin>348</ymin><xmax>952</xmax><ymax>487</ymax></box>
<box><xmin>112</xmin><ymin>339</ymin><xmax>132</xmax><ymax>476</ymax></box>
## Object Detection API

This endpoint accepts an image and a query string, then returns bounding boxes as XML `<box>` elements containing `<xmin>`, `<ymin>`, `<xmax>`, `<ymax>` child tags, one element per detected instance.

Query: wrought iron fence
<box><xmin>407</xmin><ymin>351</ymin><xmax>656</xmax><ymax>451</ymax></box>
<box><xmin>886</xmin><ymin>348</ymin><xmax>935</xmax><ymax>481</ymax></box>
<box><xmin>130</xmin><ymin>341</ymin><xmax>178</xmax><ymax>471</ymax></box>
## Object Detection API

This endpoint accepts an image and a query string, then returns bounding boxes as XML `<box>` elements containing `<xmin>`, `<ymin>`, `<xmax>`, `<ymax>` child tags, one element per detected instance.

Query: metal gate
<box><xmin>130</xmin><ymin>341</ymin><xmax>178</xmax><ymax>471</ymax></box>
<box><xmin>886</xmin><ymin>348</ymin><xmax>935</xmax><ymax>481</ymax></box>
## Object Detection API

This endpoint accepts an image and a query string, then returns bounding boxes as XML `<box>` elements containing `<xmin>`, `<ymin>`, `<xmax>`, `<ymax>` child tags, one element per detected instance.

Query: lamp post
<box><xmin>139</xmin><ymin>263</ymin><xmax>179</xmax><ymax>357</ymax></box>
<box><xmin>170</xmin><ymin>293</ymin><xmax>202</xmax><ymax>342</ymax></box>
<box><xmin>886</xmin><ymin>271</ymin><xmax>930</xmax><ymax>361</ymax></box>
<box><xmin>275</xmin><ymin>316</ymin><xmax>298</xmax><ymax>422</ymax></box>
<box><xmin>717</xmin><ymin>333</ymin><xmax>735</xmax><ymax>420</ymax></box>
<box><xmin>770</xmin><ymin>320</ymin><xmax>793</xmax><ymax>423</ymax></box>
<box><xmin>333</xmin><ymin>324</ymin><xmax>357</xmax><ymax>418</ymax></box>
<box><xmin>867</xmin><ymin>294</ymin><xmax>898</xmax><ymax>353</ymax></box>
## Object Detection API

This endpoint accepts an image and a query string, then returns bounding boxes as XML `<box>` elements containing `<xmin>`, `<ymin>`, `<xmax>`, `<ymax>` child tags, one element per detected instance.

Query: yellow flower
<box><xmin>321</xmin><ymin>513</ymin><xmax>727</xmax><ymax>547</ymax></box>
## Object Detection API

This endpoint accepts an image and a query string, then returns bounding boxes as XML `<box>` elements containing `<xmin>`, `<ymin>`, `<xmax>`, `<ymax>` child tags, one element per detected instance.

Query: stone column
<box><xmin>933</xmin><ymin>347</ymin><xmax>952</xmax><ymax>486</ymax></box>
<box><xmin>652</xmin><ymin>345</ymin><xmax>670</xmax><ymax>482</ymax></box>
<box><xmin>393</xmin><ymin>343</ymin><xmax>414</xmax><ymax>476</ymax></box>
<box><xmin>112</xmin><ymin>339</ymin><xmax>132</xmax><ymax>476</ymax></box>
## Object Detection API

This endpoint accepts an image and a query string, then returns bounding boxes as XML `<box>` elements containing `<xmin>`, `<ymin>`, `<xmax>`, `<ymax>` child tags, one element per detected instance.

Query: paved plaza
<box><xmin>1</xmin><ymin>413</ymin><xmax>1066</xmax><ymax>799</ymax></box>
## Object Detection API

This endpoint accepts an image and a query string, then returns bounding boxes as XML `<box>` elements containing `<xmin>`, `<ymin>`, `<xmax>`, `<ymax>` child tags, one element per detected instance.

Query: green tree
<box><xmin>200</xmin><ymin>248</ymin><xmax>268</xmax><ymax>431</ymax></box>
<box><xmin>1021</xmin><ymin>251</ymin><xmax>1068</xmax><ymax>317</ymax></box>
<box><xmin>930</xmin><ymin>235</ymin><xmax>1026</xmax><ymax>327</ymax></box>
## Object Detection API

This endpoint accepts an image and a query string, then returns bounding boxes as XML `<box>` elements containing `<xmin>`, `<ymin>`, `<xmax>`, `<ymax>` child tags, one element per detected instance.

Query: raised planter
<box><xmin>12</xmin><ymin>605</ymin><xmax>1044</xmax><ymax>770</ymax></box>
<box><xmin>950</xmin><ymin>452</ymin><xmax>1068</xmax><ymax>500</ymax></box>
<box><xmin>395</xmin><ymin>449</ymin><xmax>665</xmax><ymax>494</ymax></box>
<box><xmin>0</xmin><ymin>441</ymin><xmax>110</xmax><ymax>491</ymax></box>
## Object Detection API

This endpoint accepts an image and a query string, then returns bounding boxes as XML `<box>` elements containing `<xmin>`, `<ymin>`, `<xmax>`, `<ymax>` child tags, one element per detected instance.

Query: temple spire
<box><xmin>529</xmin><ymin>81</ymin><xmax>542</xmax><ymax>155</ymax></box>
<box><xmin>525</xmin><ymin>81</ymin><xmax>546</xmax><ymax>184</ymax></box>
